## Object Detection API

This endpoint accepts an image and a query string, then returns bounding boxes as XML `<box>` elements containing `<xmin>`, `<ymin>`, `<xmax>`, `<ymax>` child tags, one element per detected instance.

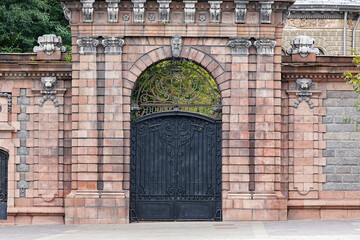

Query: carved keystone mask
<box><xmin>171</xmin><ymin>36</ymin><xmax>183</xmax><ymax>58</ymax></box>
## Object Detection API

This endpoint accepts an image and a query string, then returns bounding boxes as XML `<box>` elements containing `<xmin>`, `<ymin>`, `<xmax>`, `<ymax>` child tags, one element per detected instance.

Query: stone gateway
<box><xmin>1</xmin><ymin>0</ymin><xmax>360</xmax><ymax>225</ymax></box>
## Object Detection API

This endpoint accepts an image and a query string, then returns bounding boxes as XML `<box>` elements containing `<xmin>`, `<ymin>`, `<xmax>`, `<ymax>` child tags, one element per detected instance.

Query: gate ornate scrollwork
<box><xmin>131</xmin><ymin>59</ymin><xmax>221</xmax><ymax>120</ymax></box>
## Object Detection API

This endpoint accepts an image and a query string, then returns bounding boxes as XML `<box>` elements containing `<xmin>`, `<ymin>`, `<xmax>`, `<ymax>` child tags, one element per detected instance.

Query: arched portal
<box><xmin>0</xmin><ymin>149</ymin><xmax>9</xmax><ymax>220</ymax></box>
<box><xmin>130</xmin><ymin>59</ymin><xmax>222</xmax><ymax>221</ymax></box>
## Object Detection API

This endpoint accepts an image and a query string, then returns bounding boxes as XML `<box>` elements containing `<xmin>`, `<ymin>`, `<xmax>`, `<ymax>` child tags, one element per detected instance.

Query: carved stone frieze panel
<box><xmin>260</xmin><ymin>1</ymin><xmax>273</xmax><ymax>24</ymax></box>
<box><xmin>234</xmin><ymin>1</ymin><xmax>248</xmax><ymax>24</ymax></box>
<box><xmin>80</xmin><ymin>0</ymin><xmax>95</xmax><ymax>23</ymax></box>
<box><xmin>157</xmin><ymin>0</ymin><xmax>171</xmax><ymax>23</ymax></box>
<box><xmin>184</xmin><ymin>0</ymin><xmax>197</xmax><ymax>24</ymax></box>
<box><xmin>209</xmin><ymin>1</ymin><xmax>222</xmax><ymax>23</ymax></box>
<box><xmin>106</xmin><ymin>0</ymin><xmax>121</xmax><ymax>23</ymax></box>
<box><xmin>132</xmin><ymin>0</ymin><xmax>146</xmax><ymax>23</ymax></box>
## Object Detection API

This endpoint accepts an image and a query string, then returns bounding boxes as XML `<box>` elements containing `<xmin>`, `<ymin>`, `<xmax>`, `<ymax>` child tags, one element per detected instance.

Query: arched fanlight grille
<box><xmin>131</xmin><ymin>59</ymin><xmax>221</xmax><ymax>119</ymax></box>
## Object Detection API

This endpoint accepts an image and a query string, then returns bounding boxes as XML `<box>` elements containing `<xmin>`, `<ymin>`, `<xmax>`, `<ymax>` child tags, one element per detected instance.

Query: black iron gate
<box><xmin>130</xmin><ymin>112</ymin><xmax>222</xmax><ymax>221</ymax></box>
<box><xmin>0</xmin><ymin>150</ymin><xmax>9</xmax><ymax>220</ymax></box>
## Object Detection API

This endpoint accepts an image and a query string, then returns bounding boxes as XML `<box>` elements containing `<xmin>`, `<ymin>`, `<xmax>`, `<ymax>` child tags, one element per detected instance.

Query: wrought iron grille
<box><xmin>131</xmin><ymin>59</ymin><xmax>221</xmax><ymax>119</ymax></box>
<box><xmin>0</xmin><ymin>150</ymin><xmax>8</xmax><ymax>220</ymax></box>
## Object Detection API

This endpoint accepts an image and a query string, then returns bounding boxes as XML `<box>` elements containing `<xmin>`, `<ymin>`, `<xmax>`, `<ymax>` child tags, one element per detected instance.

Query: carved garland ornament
<box><xmin>39</xmin><ymin>77</ymin><xmax>60</xmax><ymax>107</ymax></box>
<box><xmin>292</xmin><ymin>78</ymin><xmax>315</xmax><ymax>109</ymax></box>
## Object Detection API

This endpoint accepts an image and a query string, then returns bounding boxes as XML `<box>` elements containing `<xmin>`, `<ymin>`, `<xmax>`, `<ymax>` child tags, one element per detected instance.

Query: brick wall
<box><xmin>323</xmin><ymin>91</ymin><xmax>360</xmax><ymax>191</ymax></box>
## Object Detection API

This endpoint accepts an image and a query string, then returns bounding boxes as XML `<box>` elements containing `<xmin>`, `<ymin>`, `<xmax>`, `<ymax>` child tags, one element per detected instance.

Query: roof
<box><xmin>294</xmin><ymin>0</ymin><xmax>360</xmax><ymax>6</ymax></box>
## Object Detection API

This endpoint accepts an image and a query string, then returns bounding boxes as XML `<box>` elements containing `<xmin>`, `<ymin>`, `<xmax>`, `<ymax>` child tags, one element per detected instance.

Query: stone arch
<box><xmin>125</xmin><ymin>46</ymin><xmax>228</xmax><ymax>94</ymax></box>
<box><xmin>312</xmin><ymin>37</ymin><xmax>332</xmax><ymax>55</ymax></box>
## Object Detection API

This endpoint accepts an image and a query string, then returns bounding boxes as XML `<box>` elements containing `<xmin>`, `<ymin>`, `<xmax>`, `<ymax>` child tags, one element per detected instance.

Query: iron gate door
<box><xmin>0</xmin><ymin>150</ymin><xmax>8</xmax><ymax>220</ymax></box>
<box><xmin>130</xmin><ymin>112</ymin><xmax>222</xmax><ymax>221</ymax></box>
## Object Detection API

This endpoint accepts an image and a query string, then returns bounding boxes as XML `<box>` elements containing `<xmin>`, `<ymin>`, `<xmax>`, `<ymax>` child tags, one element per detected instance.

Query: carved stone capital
<box><xmin>260</xmin><ymin>1</ymin><xmax>273</xmax><ymax>24</ymax></box>
<box><xmin>61</xmin><ymin>2</ymin><xmax>72</xmax><ymax>24</ymax></box>
<box><xmin>171</xmin><ymin>35</ymin><xmax>183</xmax><ymax>58</ymax></box>
<box><xmin>132</xmin><ymin>0</ymin><xmax>146</xmax><ymax>23</ymax></box>
<box><xmin>234</xmin><ymin>1</ymin><xmax>248</xmax><ymax>24</ymax></box>
<box><xmin>228</xmin><ymin>38</ymin><xmax>251</xmax><ymax>56</ymax></box>
<box><xmin>80</xmin><ymin>0</ymin><xmax>95</xmax><ymax>23</ymax></box>
<box><xmin>102</xmin><ymin>37</ymin><xmax>125</xmax><ymax>54</ymax></box>
<box><xmin>287</xmin><ymin>36</ymin><xmax>319</xmax><ymax>57</ymax></box>
<box><xmin>254</xmin><ymin>38</ymin><xmax>276</xmax><ymax>56</ymax></box>
<box><xmin>184</xmin><ymin>0</ymin><xmax>197</xmax><ymax>24</ymax></box>
<box><xmin>33</xmin><ymin>34</ymin><xmax>66</xmax><ymax>56</ymax></box>
<box><xmin>157</xmin><ymin>0</ymin><xmax>171</xmax><ymax>23</ymax></box>
<box><xmin>106</xmin><ymin>0</ymin><xmax>121</xmax><ymax>23</ymax></box>
<box><xmin>77</xmin><ymin>37</ymin><xmax>99</xmax><ymax>55</ymax></box>
<box><xmin>209</xmin><ymin>1</ymin><xmax>223</xmax><ymax>23</ymax></box>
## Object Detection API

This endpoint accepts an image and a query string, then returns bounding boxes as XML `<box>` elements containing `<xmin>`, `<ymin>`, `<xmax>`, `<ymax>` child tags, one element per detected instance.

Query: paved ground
<box><xmin>1</xmin><ymin>219</ymin><xmax>360</xmax><ymax>240</ymax></box>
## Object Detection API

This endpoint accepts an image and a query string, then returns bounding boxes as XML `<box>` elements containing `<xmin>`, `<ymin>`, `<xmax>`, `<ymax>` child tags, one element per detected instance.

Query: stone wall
<box><xmin>0</xmin><ymin>53</ymin><xmax>72</xmax><ymax>224</ymax></box>
<box><xmin>323</xmin><ymin>91</ymin><xmax>360</xmax><ymax>191</ymax></box>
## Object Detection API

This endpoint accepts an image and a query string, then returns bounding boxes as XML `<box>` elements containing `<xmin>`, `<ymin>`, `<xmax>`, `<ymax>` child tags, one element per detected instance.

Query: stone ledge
<box><xmin>288</xmin><ymin>199</ymin><xmax>360</xmax><ymax>209</ymax></box>
<box><xmin>6</xmin><ymin>207</ymin><xmax>65</xmax><ymax>216</ymax></box>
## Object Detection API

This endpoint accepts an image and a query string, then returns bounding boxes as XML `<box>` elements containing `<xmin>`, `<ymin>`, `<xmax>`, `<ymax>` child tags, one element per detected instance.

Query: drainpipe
<box><xmin>344</xmin><ymin>11</ymin><xmax>348</xmax><ymax>55</ymax></box>
<box><xmin>352</xmin><ymin>14</ymin><xmax>360</xmax><ymax>55</ymax></box>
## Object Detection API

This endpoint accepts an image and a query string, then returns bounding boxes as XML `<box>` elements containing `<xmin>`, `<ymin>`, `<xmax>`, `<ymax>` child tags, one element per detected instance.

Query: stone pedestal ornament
<box><xmin>106</xmin><ymin>0</ymin><xmax>121</xmax><ymax>23</ymax></box>
<box><xmin>157</xmin><ymin>0</ymin><xmax>171</xmax><ymax>23</ymax></box>
<box><xmin>254</xmin><ymin>38</ymin><xmax>276</xmax><ymax>56</ymax></box>
<box><xmin>228</xmin><ymin>38</ymin><xmax>251</xmax><ymax>56</ymax></box>
<box><xmin>287</xmin><ymin>36</ymin><xmax>320</xmax><ymax>57</ymax></box>
<box><xmin>61</xmin><ymin>2</ymin><xmax>72</xmax><ymax>23</ymax></box>
<box><xmin>132</xmin><ymin>0</ymin><xmax>146</xmax><ymax>23</ymax></box>
<box><xmin>234</xmin><ymin>1</ymin><xmax>248</xmax><ymax>24</ymax></box>
<box><xmin>209</xmin><ymin>1</ymin><xmax>223</xmax><ymax>23</ymax></box>
<box><xmin>33</xmin><ymin>34</ymin><xmax>66</xmax><ymax>56</ymax></box>
<box><xmin>171</xmin><ymin>35</ymin><xmax>183</xmax><ymax>58</ymax></box>
<box><xmin>260</xmin><ymin>1</ymin><xmax>273</xmax><ymax>24</ymax></box>
<box><xmin>184</xmin><ymin>0</ymin><xmax>197</xmax><ymax>24</ymax></box>
<box><xmin>77</xmin><ymin>37</ymin><xmax>99</xmax><ymax>55</ymax></box>
<box><xmin>80</xmin><ymin>0</ymin><xmax>95</xmax><ymax>23</ymax></box>
<box><xmin>102</xmin><ymin>37</ymin><xmax>125</xmax><ymax>54</ymax></box>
